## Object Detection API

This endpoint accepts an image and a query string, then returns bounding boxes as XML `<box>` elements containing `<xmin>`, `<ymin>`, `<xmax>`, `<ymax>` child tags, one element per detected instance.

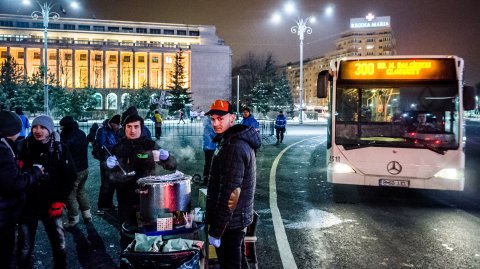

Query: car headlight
<box><xmin>328</xmin><ymin>162</ymin><xmax>355</xmax><ymax>173</ymax></box>
<box><xmin>434</xmin><ymin>168</ymin><xmax>463</xmax><ymax>180</ymax></box>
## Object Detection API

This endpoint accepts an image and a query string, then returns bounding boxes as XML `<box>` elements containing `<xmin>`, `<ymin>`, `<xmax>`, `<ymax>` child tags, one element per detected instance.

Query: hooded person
<box><xmin>118</xmin><ymin>106</ymin><xmax>152</xmax><ymax>139</ymax></box>
<box><xmin>16</xmin><ymin>115</ymin><xmax>77</xmax><ymax>269</ymax></box>
<box><xmin>0</xmin><ymin>111</ymin><xmax>42</xmax><ymax>269</ymax></box>
<box><xmin>94</xmin><ymin>114</ymin><xmax>121</xmax><ymax>213</ymax></box>
<box><xmin>59</xmin><ymin>116</ymin><xmax>91</xmax><ymax>227</ymax></box>
<box><xmin>204</xmin><ymin>100</ymin><xmax>261</xmax><ymax>268</ymax></box>
<box><xmin>107</xmin><ymin>113</ymin><xmax>177</xmax><ymax>249</ymax></box>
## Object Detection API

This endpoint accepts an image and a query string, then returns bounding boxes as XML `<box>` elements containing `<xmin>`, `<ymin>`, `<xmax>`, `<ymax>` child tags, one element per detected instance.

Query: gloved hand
<box><xmin>208</xmin><ymin>236</ymin><xmax>221</xmax><ymax>248</ymax></box>
<box><xmin>159</xmin><ymin>149</ymin><xmax>169</xmax><ymax>161</ymax></box>
<box><xmin>106</xmin><ymin>156</ymin><xmax>118</xmax><ymax>168</ymax></box>
<box><xmin>48</xmin><ymin>202</ymin><xmax>65</xmax><ymax>218</ymax></box>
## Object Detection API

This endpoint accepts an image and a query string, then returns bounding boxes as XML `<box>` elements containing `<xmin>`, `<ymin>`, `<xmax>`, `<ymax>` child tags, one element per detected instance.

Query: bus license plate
<box><xmin>379</xmin><ymin>179</ymin><xmax>410</xmax><ymax>188</ymax></box>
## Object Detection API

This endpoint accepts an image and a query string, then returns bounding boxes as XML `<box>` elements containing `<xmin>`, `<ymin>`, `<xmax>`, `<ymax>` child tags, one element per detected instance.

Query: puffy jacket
<box><xmin>241</xmin><ymin>115</ymin><xmax>259</xmax><ymax>130</ymax></box>
<box><xmin>95</xmin><ymin>122</ymin><xmax>120</xmax><ymax>161</ymax></box>
<box><xmin>60</xmin><ymin>121</ymin><xmax>89</xmax><ymax>171</ymax></box>
<box><xmin>275</xmin><ymin>114</ymin><xmax>287</xmax><ymax>129</ymax></box>
<box><xmin>205</xmin><ymin>124</ymin><xmax>261</xmax><ymax>238</ymax></box>
<box><xmin>0</xmin><ymin>137</ymin><xmax>40</xmax><ymax>227</ymax></box>
<box><xmin>17</xmin><ymin>134</ymin><xmax>77</xmax><ymax>220</ymax></box>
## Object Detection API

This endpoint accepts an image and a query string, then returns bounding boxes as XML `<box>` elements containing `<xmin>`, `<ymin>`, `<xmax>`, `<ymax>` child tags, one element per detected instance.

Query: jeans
<box><xmin>216</xmin><ymin>228</ymin><xmax>249</xmax><ymax>269</ymax></box>
<box><xmin>98</xmin><ymin>161</ymin><xmax>116</xmax><ymax>209</ymax></box>
<box><xmin>17</xmin><ymin>215</ymin><xmax>67</xmax><ymax>269</ymax></box>
<box><xmin>155</xmin><ymin>126</ymin><xmax>162</xmax><ymax>139</ymax></box>
<box><xmin>66</xmin><ymin>169</ymin><xmax>90</xmax><ymax>217</ymax></box>
<box><xmin>275</xmin><ymin>127</ymin><xmax>286</xmax><ymax>142</ymax></box>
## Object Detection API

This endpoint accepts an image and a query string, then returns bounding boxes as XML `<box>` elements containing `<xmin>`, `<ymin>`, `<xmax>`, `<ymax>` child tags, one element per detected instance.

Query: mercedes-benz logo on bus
<box><xmin>387</xmin><ymin>161</ymin><xmax>402</xmax><ymax>175</ymax></box>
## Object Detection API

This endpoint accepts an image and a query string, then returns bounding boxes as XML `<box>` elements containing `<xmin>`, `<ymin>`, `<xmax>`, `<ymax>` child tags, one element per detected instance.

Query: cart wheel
<box><xmin>192</xmin><ymin>174</ymin><xmax>202</xmax><ymax>183</ymax></box>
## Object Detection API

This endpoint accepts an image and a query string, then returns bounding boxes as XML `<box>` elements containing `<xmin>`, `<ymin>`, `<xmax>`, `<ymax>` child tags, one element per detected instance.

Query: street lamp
<box><xmin>22</xmin><ymin>0</ymin><xmax>79</xmax><ymax>115</ymax></box>
<box><xmin>272</xmin><ymin>2</ymin><xmax>334</xmax><ymax>124</ymax></box>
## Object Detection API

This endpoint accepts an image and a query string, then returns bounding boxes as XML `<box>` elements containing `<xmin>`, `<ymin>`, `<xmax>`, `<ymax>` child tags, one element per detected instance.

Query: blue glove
<box><xmin>159</xmin><ymin>149</ymin><xmax>169</xmax><ymax>161</ymax></box>
<box><xmin>106</xmin><ymin>156</ymin><xmax>118</xmax><ymax>168</ymax></box>
<box><xmin>208</xmin><ymin>236</ymin><xmax>221</xmax><ymax>248</ymax></box>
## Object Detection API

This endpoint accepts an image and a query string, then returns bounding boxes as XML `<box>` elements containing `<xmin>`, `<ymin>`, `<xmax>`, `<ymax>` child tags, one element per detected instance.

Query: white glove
<box><xmin>106</xmin><ymin>156</ymin><xmax>118</xmax><ymax>168</ymax></box>
<box><xmin>159</xmin><ymin>149</ymin><xmax>169</xmax><ymax>161</ymax></box>
<box><xmin>208</xmin><ymin>236</ymin><xmax>221</xmax><ymax>248</ymax></box>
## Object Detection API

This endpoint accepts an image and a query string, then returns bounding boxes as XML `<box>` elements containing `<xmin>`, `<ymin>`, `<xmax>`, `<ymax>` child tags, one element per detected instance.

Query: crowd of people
<box><xmin>1</xmin><ymin>103</ymin><xmax>282</xmax><ymax>268</ymax></box>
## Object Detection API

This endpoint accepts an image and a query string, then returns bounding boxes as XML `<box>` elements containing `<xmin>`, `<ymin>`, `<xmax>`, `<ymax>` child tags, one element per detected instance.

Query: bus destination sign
<box><xmin>339</xmin><ymin>59</ymin><xmax>456</xmax><ymax>81</ymax></box>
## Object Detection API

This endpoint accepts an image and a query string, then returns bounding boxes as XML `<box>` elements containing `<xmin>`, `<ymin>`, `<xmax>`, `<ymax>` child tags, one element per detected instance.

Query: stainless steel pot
<box><xmin>137</xmin><ymin>172</ymin><xmax>191</xmax><ymax>225</ymax></box>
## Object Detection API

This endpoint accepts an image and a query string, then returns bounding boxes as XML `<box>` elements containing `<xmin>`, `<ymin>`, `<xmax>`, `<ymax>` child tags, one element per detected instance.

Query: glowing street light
<box><xmin>22</xmin><ymin>0</ymin><xmax>79</xmax><ymax>115</ymax></box>
<box><xmin>272</xmin><ymin>2</ymin><xmax>334</xmax><ymax>124</ymax></box>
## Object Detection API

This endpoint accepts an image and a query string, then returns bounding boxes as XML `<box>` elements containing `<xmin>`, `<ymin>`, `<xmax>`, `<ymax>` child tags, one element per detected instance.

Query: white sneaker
<box><xmin>82</xmin><ymin>209</ymin><xmax>92</xmax><ymax>224</ymax></box>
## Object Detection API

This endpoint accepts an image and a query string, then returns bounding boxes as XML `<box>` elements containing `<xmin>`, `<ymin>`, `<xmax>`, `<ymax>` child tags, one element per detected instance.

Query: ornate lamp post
<box><xmin>290</xmin><ymin>17</ymin><xmax>313</xmax><ymax>124</ymax></box>
<box><xmin>23</xmin><ymin>0</ymin><xmax>78</xmax><ymax>115</ymax></box>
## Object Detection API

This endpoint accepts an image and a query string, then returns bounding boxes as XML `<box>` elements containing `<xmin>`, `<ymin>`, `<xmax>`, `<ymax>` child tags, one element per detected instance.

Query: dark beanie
<box><xmin>59</xmin><ymin>116</ymin><xmax>76</xmax><ymax>127</ymax></box>
<box><xmin>0</xmin><ymin>111</ymin><xmax>22</xmax><ymax>137</ymax></box>
<box><xmin>32</xmin><ymin>115</ymin><xmax>54</xmax><ymax>134</ymax></box>
<box><xmin>123</xmin><ymin>114</ymin><xmax>144</xmax><ymax>129</ymax></box>
<box><xmin>121</xmin><ymin>106</ymin><xmax>138</xmax><ymax>124</ymax></box>
<box><xmin>110</xmin><ymin>114</ymin><xmax>121</xmax><ymax>125</ymax></box>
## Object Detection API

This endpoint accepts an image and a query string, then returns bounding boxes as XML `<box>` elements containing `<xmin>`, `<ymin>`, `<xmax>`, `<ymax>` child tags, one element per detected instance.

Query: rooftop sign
<box><xmin>350</xmin><ymin>13</ymin><xmax>390</xmax><ymax>29</ymax></box>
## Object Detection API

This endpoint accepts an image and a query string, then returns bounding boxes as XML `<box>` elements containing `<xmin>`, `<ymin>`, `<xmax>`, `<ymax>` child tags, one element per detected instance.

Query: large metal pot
<box><xmin>137</xmin><ymin>172</ymin><xmax>191</xmax><ymax>225</ymax></box>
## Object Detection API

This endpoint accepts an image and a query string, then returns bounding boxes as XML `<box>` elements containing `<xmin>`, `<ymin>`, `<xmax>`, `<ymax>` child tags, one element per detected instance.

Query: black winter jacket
<box><xmin>60</xmin><ymin>121</ymin><xmax>89</xmax><ymax>171</ymax></box>
<box><xmin>0</xmin><ymin>137</ymin><xmax>41</xmax><ymax>228</ymax></box>
<box><xmin>206</xmin><ymin>124</ymin><xmax>261</xmax><ymax>238</ymax></box>
<box><xmin>17</xmin><ymin>134</ymin><xmax>77</xmax><ymax>220</ymax></box>
<box><xmin>110</xmin><ymin>136</ymin><xmax>177</xmax><ymax>204</ymax></box>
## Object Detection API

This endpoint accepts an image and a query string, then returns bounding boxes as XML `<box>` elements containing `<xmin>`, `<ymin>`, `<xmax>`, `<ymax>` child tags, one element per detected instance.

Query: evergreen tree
<box><xmin>0</xmin><ymin>55</ymin><xmax>23</xmax><ymax>110</ymax></box>
<box><xmin>167</xmin><ymin>49</ymin><xmax>192</xmax><ymax>114</ymax></box>
<box><xmin>270</xmin><ymin>74</ymin><xmax>294</xmax><ymax>113</ymax></box>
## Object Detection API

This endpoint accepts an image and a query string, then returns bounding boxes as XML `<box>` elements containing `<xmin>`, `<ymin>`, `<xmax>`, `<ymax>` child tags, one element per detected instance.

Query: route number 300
<box><xmin>354</xmin><ymin>62</ymin><xmax>375</xmax><ymax>76</ymax></box>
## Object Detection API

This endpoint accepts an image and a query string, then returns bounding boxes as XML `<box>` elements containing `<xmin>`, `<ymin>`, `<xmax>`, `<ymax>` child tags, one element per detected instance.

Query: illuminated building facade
<box><xmin>286</xmin><ymin>14</ymin><xmax>396</xmax><ymax>112</ymax></box>
<box><xmin>0</xmin><ymin>14</ymin><xmax>231</xmax><ymax>111</ymax></box>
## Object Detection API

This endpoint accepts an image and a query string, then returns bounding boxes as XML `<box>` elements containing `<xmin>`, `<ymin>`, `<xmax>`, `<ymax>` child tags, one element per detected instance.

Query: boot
<box><xmin>82</xmin><ymin>209</ymin><xmax>92</xmax><ymax>224</ymax></box>
<box><xmin>64</xmin><ymin>215</ymin><xmax>79</xmax><ymax>228</ymax></box>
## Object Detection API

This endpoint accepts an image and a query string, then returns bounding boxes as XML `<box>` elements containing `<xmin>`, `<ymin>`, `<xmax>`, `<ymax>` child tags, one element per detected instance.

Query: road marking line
<box><xmin>269</xmin><ymin>136</ymin><xmax>323</xmax><ymax>269</ymax></box>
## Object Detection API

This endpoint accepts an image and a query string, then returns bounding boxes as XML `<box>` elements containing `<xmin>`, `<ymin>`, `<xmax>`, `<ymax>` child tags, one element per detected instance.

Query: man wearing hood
<box><xmin>16</xmin><ymin>115</ymin><xmax>77</xmax><ymax>269</ymax></box>
<box><xmin>205</xmin><ymin>100</ymin><xmax>261</xmax><ymax>269</ymax></box>
<box><xmin>118</xmin><ymin>106</ymin><xmax>152</xmax><ymax>139</ymax></box>
<box><xmin>0</xmin><ymin>111</ymin><xmax>42</xmax><ymax>269</ymax></box>
<box><xmin>240</xmin><ymin>107</ymin><xmax>259</xmax><ymax>132</ymax></box>
<box><xmin>106</xmin><ymin>114</ymin><xmax>177</xmax><ymax>249</ymax></box>
<box><xmin>59</xmin><ymin>116</ymin><xmax>91</xmax><ymax>227</ymax></box>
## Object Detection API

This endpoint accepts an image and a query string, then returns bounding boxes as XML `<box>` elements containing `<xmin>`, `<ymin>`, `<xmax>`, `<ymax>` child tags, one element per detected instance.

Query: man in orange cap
<box><xmin>204</xmin><ymin>100</ymin><xmax>261</xmax><ymax>268</ymax></box>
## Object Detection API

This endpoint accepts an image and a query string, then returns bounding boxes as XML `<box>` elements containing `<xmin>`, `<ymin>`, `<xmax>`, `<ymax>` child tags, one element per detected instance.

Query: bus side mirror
<box><xmin>317</xmin><ymin>70</ymin><xmax>331</xmax><ymax>98</ymax></box>
<box><xmin>463</xmin><ymin>85</ymin><xmax>476</xmax><ymax>111</ymax></box>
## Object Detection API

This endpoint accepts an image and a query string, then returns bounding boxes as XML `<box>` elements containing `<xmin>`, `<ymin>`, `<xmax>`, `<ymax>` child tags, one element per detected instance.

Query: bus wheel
<box><xmin>332</xmin><ymin>184</ymin><xmax>359</xmax><ymax>203</ymax></box>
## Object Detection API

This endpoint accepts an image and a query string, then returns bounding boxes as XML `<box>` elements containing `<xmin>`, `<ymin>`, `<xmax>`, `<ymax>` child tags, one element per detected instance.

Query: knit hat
<box><xmin>121</xmin><ymin>106</ymin><xmax>139</xmax><ymax>124</ymax></box>
<box><xmin>32</xmin><ymin>115</ymin><xmax>54</xmax><ymax>134</ymax></box>
<box><xmin>59</xmin><ymin>116</ymin><xmax>76</xmax><ymax>127</ymax></box>
<box><xmin>0</xmin><ymin>111</ymin><xmax>22</xmax><ymax>137</ymax></box>
<box><xmin>110</xmin><ymin>114</ymin><xmax>121</xmax><ymax>125</ymax></box>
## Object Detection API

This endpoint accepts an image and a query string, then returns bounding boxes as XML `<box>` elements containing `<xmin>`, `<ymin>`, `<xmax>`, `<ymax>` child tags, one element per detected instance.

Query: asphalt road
<box><xmin>30</xmin><ymin>121</ymin><xmax>480</xmax><ymax>268</ymax></box>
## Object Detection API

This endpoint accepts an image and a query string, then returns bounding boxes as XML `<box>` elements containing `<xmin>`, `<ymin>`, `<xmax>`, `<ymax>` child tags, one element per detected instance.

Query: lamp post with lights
<box><xmin>272</xmin><ymin>2</ymin><xmax>333</xmax><ymax>124</ymax></box>
<box><xmin>22</xmin><ymin>0</ymin><xmax>79</xmax><ymax>115</ymax></box>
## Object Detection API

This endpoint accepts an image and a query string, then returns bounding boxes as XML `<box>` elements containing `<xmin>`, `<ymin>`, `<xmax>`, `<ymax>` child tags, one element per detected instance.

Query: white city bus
<box><xmin>316</xmin><ymin>56</ymin><xmax>476</xmax><ymax>197</ymax></box>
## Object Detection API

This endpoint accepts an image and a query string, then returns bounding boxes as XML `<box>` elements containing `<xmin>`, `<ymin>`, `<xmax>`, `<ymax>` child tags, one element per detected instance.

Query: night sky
<box><xmin>2</xmin><ymin>0</ymin><xmax>480</xmax><ymax>85</ymax></box>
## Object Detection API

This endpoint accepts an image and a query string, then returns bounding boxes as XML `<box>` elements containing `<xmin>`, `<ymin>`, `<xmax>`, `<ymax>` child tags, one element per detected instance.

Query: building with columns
<box><xmin>285</xmin><ymin>14</ymin><xmax>396</xmax><ymax>112</ymax></box>
<box><xmin>0</xmin><ymin>14</ymin><xmax>231</xmax><ymax>112</ymax></box>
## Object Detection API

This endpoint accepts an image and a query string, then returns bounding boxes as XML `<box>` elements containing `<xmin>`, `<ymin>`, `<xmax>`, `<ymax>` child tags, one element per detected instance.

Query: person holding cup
<box><xmin>106</xmin><ymin>114</ymin><xmax>177</xmax><ymax>249</ymax></box>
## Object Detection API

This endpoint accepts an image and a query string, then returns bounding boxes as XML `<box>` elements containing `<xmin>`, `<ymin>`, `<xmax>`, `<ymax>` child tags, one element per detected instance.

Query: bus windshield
<box><xmin>334</xmin><ymin>83</ymin><xmax>459</xmax><ymax>152</ymax></box>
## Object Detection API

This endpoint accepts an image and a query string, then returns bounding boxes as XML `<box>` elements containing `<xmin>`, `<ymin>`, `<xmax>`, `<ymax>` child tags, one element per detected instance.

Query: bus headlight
<box><xmin>328</xmin><ymin>162</ymin><xmax>355</xmax><ymax>173</ymax></box>
<box><xmin>434</xmin><ymin>168</ymin><xmax>463</xmax><ymax>180</ymax></box>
